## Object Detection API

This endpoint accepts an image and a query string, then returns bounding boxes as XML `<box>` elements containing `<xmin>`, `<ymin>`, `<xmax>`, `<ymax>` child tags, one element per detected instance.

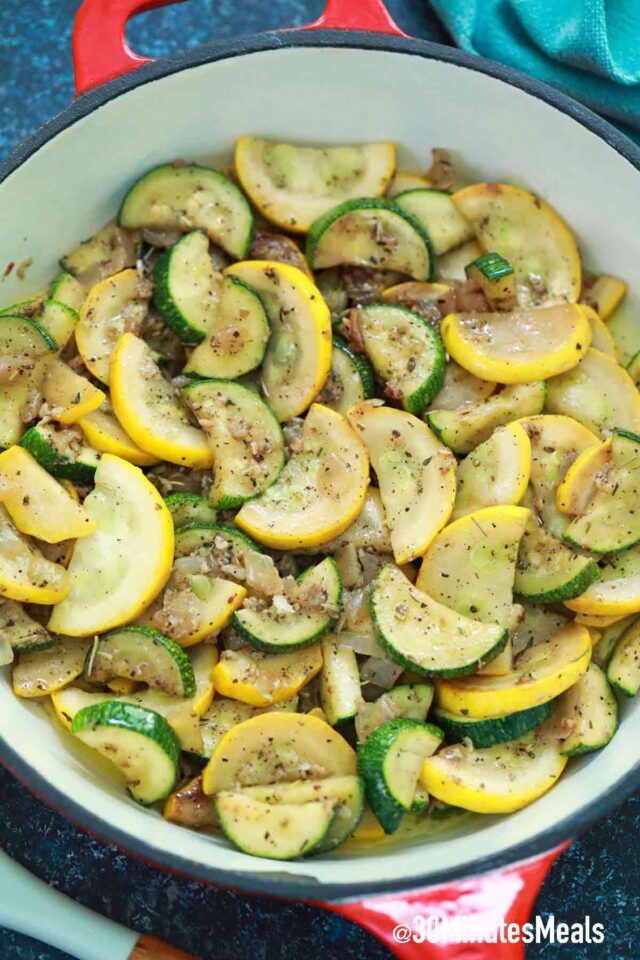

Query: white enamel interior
<box><xmin>1</xmin><ymin>45</ymin><xmax>640</xmax><ymax>893</ymax></box>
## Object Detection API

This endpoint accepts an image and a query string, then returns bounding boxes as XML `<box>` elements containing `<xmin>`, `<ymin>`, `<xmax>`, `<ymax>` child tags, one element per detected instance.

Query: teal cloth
<box><xmin>430</xmin><ymin>0</ymin><xmax>640</xmax><ymax>140</ymax></box>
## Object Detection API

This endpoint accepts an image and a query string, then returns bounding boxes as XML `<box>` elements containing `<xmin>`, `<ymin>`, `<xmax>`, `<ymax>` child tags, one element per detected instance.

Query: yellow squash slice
<box><xmin>581</xmin><ymin>274</ymin><xmax>627</xmax><ymax>320</ymax></box>
<box><xmin>202</xmin><ymin>711</ymin><xmax>356</xmax><ymax>794</ymax></box>
<box><xmin>0</xmin><ymin>504</ymin><xmax>69</xmax><ymax>604</ymax></box>
<box><xmin>435</xmin><ymin>622</ymin><xmax>591</xmax><ymax>717</ymax></box>
<box><xmin>426</xmin><ymin>359</ymin><xmax>495</xmax><ymax>411</ymax></box>
<box><xmin>235</xmin><ymin>138</ymin><xmax>395</xmax><ymax>233</ymax></box>
<box><xmin>452</xmin><ymin>183</ymin><xmax>581</xmax><ymax>306</ymax></box>
<box><xmin>452</xmin><ymin>422</ymin><xmax>531</xmax><ymax>519</ymax></box>
<box><xmin>580</xmin><ymin>305</ymin><xmax>618</xmax><ymax>359</ymax></box>
<box><xmin>347</xmin><ymin>402</ymin><xmax>456</xmax><ymax>564</ymax></box>
<box><xmin>0</xmin><ymin>446</ymin><xmax>95</xmax><ymax>543</ymax></box>
<box><xmin>13</xmin><ymin>637</ymin><xmax>91</xmax><ymax>698</ymax></box>
<box><xmin>42</xmin><ymin>359</ymin><xmax>106</xmax><ymax>425</ymax></box>
<box><xmin>387</xmin><ymin>172</ymin><xmax>432</xmax><ymax>196</ymax></box>
<box><xmin>545</xmin><ymin>347</ymin><xmax>640</xmax><ymax>437</ymax></box>
<box><xmin>420</xmin><ymin>737</ymin><xmax>567</xmax><ymax>814</ymax></box>
<box><xmin>441</xmin><ymin>304</ymin><xmax>590</xmax><ymax>384</ymax></box>
<box><xmin>139</xmin><ymin>572</ymin><xmax>246</xmax><ymax>647</ymax></box>
<box><xmin>565</xmin><ymin>544</ymin><xmax>640</xmax><ymax>616</ymax></box>
<box><xmin>225</xmin><ymin>261</ymin><xmax>332</xmax><ymax>421</ymax></box>
<box><xmin>75</xmin><ymin>269</ymin><xmax>149</xmax><ymax>383</ymax></box>
<box><xmin>236</xmin><ymin>403</ymin><xmax>368</xmax><ymax>550</ymax></box>
<box><xmin>48</xmin><ymin>454</ymin><xmax>173</xmax><ymax>636</ymax></box>
<box><xmin>110</xmin><ymin>332</ymin><xmax>212</xmax><ymax>468</ymax></box>
<box><xmin>212</xmin><ymin>646</ymin><xmax>323</xmax><ymax>708</ymax></box>
<box><xmin>78</xmin><ymin>400</ymin><xmax>159</xmax><ymax>467</ymax></box>
<box><xmin>556</xmin><ymin>438</ymin><xmax>611</xmax><ymax>515</ymax></box>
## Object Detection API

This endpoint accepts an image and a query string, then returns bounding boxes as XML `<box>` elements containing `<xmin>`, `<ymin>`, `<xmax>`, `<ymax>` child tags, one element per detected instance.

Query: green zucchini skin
<box><xmin>71</xmin><ymin>701</ymin><xmax>180</xmax><ymax>805</ymax></box>
<box><xmin>357</xmin><ymin>717</ymin><xmax>443</xmax><ymax>833</ymax></box>
<box><xmin>21</xmin><ymin>424</ymin><xmax>101</xmax><ymax>482</ymax></box>
<box><xmin>174</xmin><ymin>522</ymin><xmax>262</xmax><ymax>559</ymax></box>
<box><xmin>468</xmin><ymin>251</ymin><xmax>514</xmax><ymax>282</ymax></box>
<box><xmin>85</xmin><ymin>626</ymin><xmax>196</xmax><ymax>698</ymax></box>
<box><xmin>163</xmin><ymin>493</ymin><xmax>218</xmax><ymax>529</ymax></box>
<box><xmin>232</xmin><ymin>557</ymin><xmax>342</xmax><ymax>653</ymax></box>
<box><xmin>514</xmin><ymin>558</ymin><xmax>601</xmax><ymax>604</ymax></box>
<box><xmin>306</xmin><ymin>197</ymin><xmax>435</xmax><ymax>281</ymax></box>
<box><xmin>153</xmin><ymin>231</ymin><xmax>213</xmax><ymax>345</ymax></box>
<box><xmin>432</xmin><ymin>701</ymin><xmax>555</xmax><ymax>749</ymax></box>
<box><xmin>318</xmin><ymin>334</ymin><xmax>375</xmax><ymax>415</ymax></box>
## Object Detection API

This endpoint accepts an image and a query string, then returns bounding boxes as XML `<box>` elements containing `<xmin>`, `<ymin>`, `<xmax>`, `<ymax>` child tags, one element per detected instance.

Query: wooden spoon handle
<box><xmin>129</xmin><ymin>934</ymin><xmax>198</xmax><ymax>960</ymax></box>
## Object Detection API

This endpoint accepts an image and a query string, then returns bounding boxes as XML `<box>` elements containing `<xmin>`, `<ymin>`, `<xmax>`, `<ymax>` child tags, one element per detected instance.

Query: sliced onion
<box><xmin>336</xmin><ymin>631</ymin><xmax>386</xmax><ymax>658</ymax></box>
<box><xmin>359</xmin><ymin>656</ymin><xmax>404</xmax><ymax>690</ymax></box>
<box><xmin>243</xmin><ymin>551</ymin><xmax>283</xmax><ymax>597</ymax></box>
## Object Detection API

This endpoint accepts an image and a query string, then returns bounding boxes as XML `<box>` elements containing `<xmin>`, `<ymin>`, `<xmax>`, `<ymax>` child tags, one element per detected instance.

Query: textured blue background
<box><xmin>0</xmin><ymin>1</ymin><xmax>639</xmax><ymax>957</ymax></box>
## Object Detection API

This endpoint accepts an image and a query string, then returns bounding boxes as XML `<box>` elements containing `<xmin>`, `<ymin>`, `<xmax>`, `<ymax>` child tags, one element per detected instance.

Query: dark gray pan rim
<box><xmin>1</xmin><ymin>27</ymin><xmax>639</xmax><ymax>901</ymax></box>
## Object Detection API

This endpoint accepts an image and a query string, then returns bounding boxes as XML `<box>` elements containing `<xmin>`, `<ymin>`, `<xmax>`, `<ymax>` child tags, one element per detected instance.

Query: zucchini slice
<box><xmin>371</xmin><ymin>564</ymin><xmax>508</xmax><ymax>677</ymax></box>
<box><xmin>357</xmin><ymin>718</ymin><xmax>443</xmax><ymax>833</ymax></box>
<box><xmin>0</xmin><ymin>312</ymin><xmax>56</xmax><ymax>363</ymax></box>
<box><xmin>78</xmin><ymin>400</ymin><xmax>159</xmax><ymax>468</ymax></box>
<box><xmin>239</xmin><ymin>774</ymin><xmax>364</xmax><ymax>853</ymax></box>
<box><xmin>183</xmin><ymin>379</ymin><xmax>284</xmax><ymax>508</ymax></box>
<box><xmin>436</xmin><ymin>239</ymin><xmax>484</xmax><ymax>282</ymax></box>
<box><xmin>564</xmin><ymin>430</ymin><xmax>640</xmax><ymax>553</ymax></box>
<box><xmin>235</xmin><ymin>138</ymin><xmax>395</xmax><ymax>233</ymax></box>
<box><xmin>42</xmin><ymin>359</ymin><xmax>106</xmax><ymax>425</ymax></box>
<box><xmin>356</xmin><ymin>304</ymin><xmax>446</xmax><ymax>414</ymax></box>
<box><xmin>233</xmin><ymin>557</ymin><xmax>341</xmax><ymax>653</ymax></box>
<box><xmin>183</xmin><ymin>274</ymin><xmax>270</xmax><ymax>379</ymax></box>
<box><xmin>0</xmin><ymin>504</ymin><xmax>69</xmax><ymax>604</ymax></box>
<box><xmin>212</xmin><ymin>646</ymin><xmax>323</xmax><ymax>708</ymax></box>
<box><xmin>85</xmin><ymin>626</ymin><xmax>196</xmax><ymax>698</ymax></box>
<box><xmin>21</xmin><ymin>422</ymin><xmax>101</xmax><ymax>482</ymax></box>
<box><xmin>12</xmin><ymin>637</ymin><xmax>89</xmax><ymax>697</ymax></box>
<box><xmin>0</xmin><ymin>600</ymin><xmax>54</xmax><ymax>652</ymax></box>
<box><xmin>216</xmin><ymin>792</ymin><xmax>336</xmax><ymax>860</ymax></box>
<box><xmin>395</xmin><ymin>189</ymin><xmax>474</xmax><ymax>255</ymax></box>
<box><xmin>153</xmin><ymin>230</ymin><xmax>222</xmax><ymax>344</ymax></box>
<box><xmin>556</xmin><ymin>438</ymin><xmax>611</xmax><ymax>516</ymax></box>
<box><xmin>381</xmin><ymin>280</ymin><xmax>454</xmax><ymax>325</ymax></box>
<box><xmin>515</xmin><ymin>496</ymin><xmax>600</xmax><ymax>602</ymax></box>
<box><xmin>581</xmin><ymin>273</ymin><xmax>627</xmax><ymax>320</ymax></box>
<box><xmin>435</xmin><ymin>622</ymin><xmax>591</xmax><ymax>718</ymax></box>
<box><xmin>48</xmin><ymin>454</ymin><xmax>173</xmax><ymax>637</ymax></box>
<box><xmin>510</xmin><ymin>601</ymin><xmax>571</xmax><ymax>656</ymax></box>
<box><xmin>427</xmin><ymin>381</ymin><xmax>546</xmax><ymax>455</ymax></box>
<box><xmin>31</xmin><ymin>301</ymin><xmax>78</xmax><ymax>351</ymax></box>
<box><xmin>545</xmin><ymin>347</ymin><xmax>640</xmax><ymax>437</ymax></box>
<box><xmin>75</xmin><ymin>269</ymin><xmax>150</xmax><ymax>384</ymax></box>
<box><xmin>591</xmin><ymin>614</ymin><xmax>636</xmax><ymax>668</ymax></box>
<box><xmin>236</xmin><ymin>403</ymin><xmax>369</xmax><ymax>551</ymax></box>
<box><xmin>441</xmin><ymin>304</ymin><xmax>590</xmax><ymax>384</ymax></box>
<box><xmin>420</xmin><ymin>735</ymin><xmax>567</xmax><ymax>814</ymax></box>
<box><xmin>417</xmin><ymin>505</ymin><xmax>529</xmax><ymax>672</ymax></box>
<box><xmin>566</xmin><ymin>544</ymin><xmax>640</xmax><ymax>617</ymax></box>
<box><xmin>316</xmin><ymin>335</ymin><xmax>375</xmax><ymax>416</ymax></box>
<box><xmin>355</xmin><ymin>683</ymin><xmax>435</xmax><ymax>744</ymax></box>
<box><xmin>118</xmin><ymin>163</ymin><xmax>253</xmax><ymax>260</ymax></box>
<box><xmin>61</xmin><ymin>220</ymin><xmax>140</xmax><ymax>288</ymax></box>
<box><xmin>71</xmin><ymin>701</ymin><xmax>180</xmax><ymax>805</ymax></box>
<box><xmin>226</xmin><ymin>260</ymin><xmax>332</xmax><ymax>421</ymax></box>
<box><xmin>452</xmin><ymin>422</ymin><xmax>531</xmax><ymax>519</ymax></box>
<box><xmin>347</xmin><ymin>402</ymin><xmax>456</xmax><ymax>564</ymax></box>
<box><xmin>164</xmin><ymin>493</ymin><xmax>217</xmax><ymax>529</ymax></box>
<box><xmin>465</xmin><ymin>252</ymin><xmax>517</xmax><ymax>311</ymax></box>
<box><xmin>452</xmin><ymin>183</ymin><xmax>581</xmax><ymax>306</ymax></box>
<box><xmin>433</xmin><ymin>700</ymin><xmax>555</xmax><ymax>749</ymax></box>
<box><xmin>202</xmin><ymin>711</ymin><xmax>356</xmax><ymax>794</ymax></box>
<box><xmin>521</xmin><ymin>414</ymin><xmax>599</xmax><ymax>539</ymax></box>
<box><xmin>607</xmin><ymin>617</ymin><xmax>640</xmax><ymax>696</ymax></box>
<box><xmin>552</xmin><ymin>662</ymin><xmax>617</xmax><ymax>755</ymax></box>
<box><xmin>110</xmin><ymin>333</ymin><xmax>212</xmax><ymax>469</ymax></box>
<box><xmin>306</xmin><ymin>199</ymin><xmax>434</xmax><ymax>281</ymax></box>
<box><xmin>173</xmin><ymin>522</ymin><xmax>260</xmax><ymax>563</ymax></box>
<box><xmin>50</xmin><ymin>271</ymin><xmax>85</xmax><ymax>312</ymax></box>
<box><xmin>387</xmin><ymin>172</ymin><xmax>432</xmax><ymax>197</ymax></box>
<box><xmin>0</xmin><ymin>446</ymin><xmax>95</xmax><ymax>543</ymax></box>
<box><xmin>320</xmin><ymin>639</ymin><xmax>363</xmax><ymax>725</ymax></box>
<box><xmin>427</xmin><ymin>359</ymin><xmax>495</xmax><ymax>411</ymax></box>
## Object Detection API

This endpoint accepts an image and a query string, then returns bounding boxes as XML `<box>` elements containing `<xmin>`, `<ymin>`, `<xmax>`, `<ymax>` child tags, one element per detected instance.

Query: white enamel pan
<box><xmin>1</xmin><ymin>1</ymin><xmax>639</xmax><ymax>956</ymax></box>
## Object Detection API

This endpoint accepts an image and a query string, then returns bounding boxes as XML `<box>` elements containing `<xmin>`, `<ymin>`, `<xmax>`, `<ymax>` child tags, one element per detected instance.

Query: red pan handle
<box><xmin>73</xmin><ymin>0</ymin><xmax>405</xmax><ymax>96</ymax></box>
<box><xmin>316</xmin><ymin>844</ymin><xmax>569</xmax><ymax>960</ymax></box>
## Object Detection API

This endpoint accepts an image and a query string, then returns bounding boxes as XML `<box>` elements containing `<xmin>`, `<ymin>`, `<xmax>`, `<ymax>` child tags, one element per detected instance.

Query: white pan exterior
<box><xmin>1</xmin><ymin>41</ymin><xmax>639</xmax><ymax>896</ymax></box>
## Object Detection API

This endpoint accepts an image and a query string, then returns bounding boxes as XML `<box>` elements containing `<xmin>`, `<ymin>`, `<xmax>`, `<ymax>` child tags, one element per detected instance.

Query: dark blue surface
<box><xmin>0</xmin><ymin>1</ymin><xmax>639</xmax><ymax>957</ymax></box>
